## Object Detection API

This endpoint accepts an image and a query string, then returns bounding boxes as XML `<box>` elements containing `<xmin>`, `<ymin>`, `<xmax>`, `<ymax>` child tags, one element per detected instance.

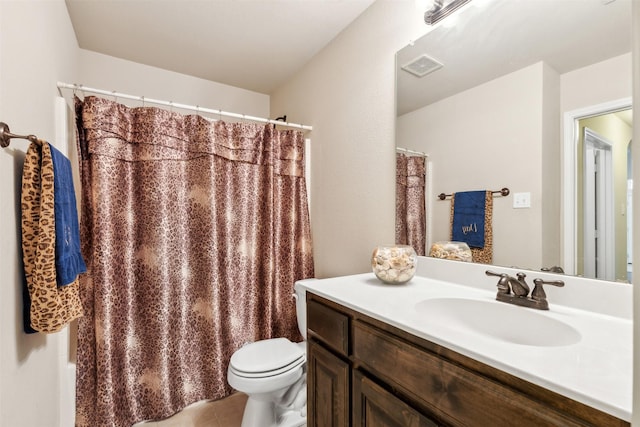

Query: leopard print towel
<box><xmin>21</xmin><ymin>141</ymin><xmax>83</xmax><ymax>333</ymax></box>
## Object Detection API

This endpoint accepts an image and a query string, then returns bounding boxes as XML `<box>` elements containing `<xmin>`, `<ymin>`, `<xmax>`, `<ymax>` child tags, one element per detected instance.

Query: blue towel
<box><xmin>49</xmin><ymin>143</ymin><xmax>87</xmax><ymax>287</ymax></box>
<box><xmin>451</xmin><ymin>191</ymin><xmax>486</xmax><ymax>248</ymax></box>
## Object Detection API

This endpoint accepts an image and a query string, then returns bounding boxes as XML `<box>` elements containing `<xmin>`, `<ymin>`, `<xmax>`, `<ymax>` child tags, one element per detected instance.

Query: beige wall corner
<box><xmin>270</xmin><ymin>1</ymin><xmax>426</xmax><ymax>278</ymax></box>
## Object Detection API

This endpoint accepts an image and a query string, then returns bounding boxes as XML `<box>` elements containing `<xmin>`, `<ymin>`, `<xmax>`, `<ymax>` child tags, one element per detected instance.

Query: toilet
<box><xmin>227</xmin><ymin>281</ymin><xmax>311</xmax><ymax>427</ymax></box>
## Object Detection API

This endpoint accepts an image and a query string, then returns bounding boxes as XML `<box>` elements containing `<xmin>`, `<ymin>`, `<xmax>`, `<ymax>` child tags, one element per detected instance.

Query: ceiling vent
<box><xmin>401</xmin><ymin>54</ymin><xmax>443</xmax><ymax>78</ymax></box>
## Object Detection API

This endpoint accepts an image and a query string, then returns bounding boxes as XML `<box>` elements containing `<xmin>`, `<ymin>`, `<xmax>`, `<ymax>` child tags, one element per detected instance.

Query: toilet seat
<box><xmin>229</xmin><ymin>338</ymin><xmax>306</xmax><ymax>378</ymax></box>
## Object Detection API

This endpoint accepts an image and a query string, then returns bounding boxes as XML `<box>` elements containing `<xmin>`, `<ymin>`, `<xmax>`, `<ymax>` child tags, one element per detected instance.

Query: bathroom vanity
<box><xmin>298</xmin><ymin>260</ymin><xmax>632</xmax><ymax>426</ymax></box>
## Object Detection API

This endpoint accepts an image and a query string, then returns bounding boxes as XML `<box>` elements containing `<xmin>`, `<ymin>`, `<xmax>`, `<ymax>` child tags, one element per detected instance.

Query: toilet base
<box><xmin>240</xmin><ymin>397</ymin><xmax>273</xmax><ymax>427</ymax></box>
<box><xmin>278</xmin><ymin>409</ymin><xmax>306</xmax><ymax>427</ymax></box>
<box><xmin>240</xmin><ymin>396</ymin><xmax>306</xmax><ymax>427</ymax></box>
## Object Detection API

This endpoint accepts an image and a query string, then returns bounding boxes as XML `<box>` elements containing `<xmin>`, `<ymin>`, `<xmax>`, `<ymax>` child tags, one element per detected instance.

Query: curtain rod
<box><xmin>396</xmin><ymin>147</ymin><xmax>427</xmax><ymax>157</ymax></box>
<box><xmin>56</xmin><ymin>82</ymin><xmax>313</xmax><ymax>132</ymax></box>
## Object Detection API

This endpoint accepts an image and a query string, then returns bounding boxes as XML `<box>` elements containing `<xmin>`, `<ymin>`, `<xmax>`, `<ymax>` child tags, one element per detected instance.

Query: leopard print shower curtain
<box><xmin>395</xmin><ymin>153</ymin><xmax>427</xmax><ymax>256</ymax></box>
<box><xmin>74</xmin><ymin>96</ymin><xmax>314</xmax><ymax>427</ymax></box>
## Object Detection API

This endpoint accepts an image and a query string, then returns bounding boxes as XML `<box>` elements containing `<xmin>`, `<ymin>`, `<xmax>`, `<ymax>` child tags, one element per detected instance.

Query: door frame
<box><xmin>562</xmin><ymin>97</ymin><xmax>631</xmax><ymax>276</ymax></box>
<box><xmin>582</xmin><ymin>127</ymin><xmax>615</xmax><ymax>279</ymax></box>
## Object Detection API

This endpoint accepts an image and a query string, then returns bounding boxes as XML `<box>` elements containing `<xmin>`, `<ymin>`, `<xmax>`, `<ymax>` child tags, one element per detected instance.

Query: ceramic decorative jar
<box><xmin>371</xmin><ymin>245</ymin><xmax>417</xmax><ymax>284</ymax></box>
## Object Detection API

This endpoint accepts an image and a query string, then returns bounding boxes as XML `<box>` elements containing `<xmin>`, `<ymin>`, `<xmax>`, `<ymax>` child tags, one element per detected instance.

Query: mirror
<box><xmin>396</xmin><ymin>0</ymin><xmax>633</xmax><ymax>281</ymax></box>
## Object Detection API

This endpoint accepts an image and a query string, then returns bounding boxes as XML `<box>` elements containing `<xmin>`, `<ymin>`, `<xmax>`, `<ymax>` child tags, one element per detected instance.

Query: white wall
<box><xmin>78</xmin><ymin>49</ymin><xmax>269</xmax><ymax>117</ymax></box>
<box><xmin>540</xmin><ymin>62</ymin><xmax>561</xmax><ymax>269</ymax></box>
<box><xmin>561</xmin><ymin>53</ymin><xmax>632</xmax><ymax>113</ymax></box>
<box><xmin>270</xmin><ymin>1</ymin><xmax>426</xmax><ymax>278</ymax></box>
<box><xmin>397</xmin><ymin>62</ymin><xmax>556</xmax><ymax>270</ymax></box>
<box><xmin>0</xmin><ymin>3</ymin><xmax>79</xmax><ymax>426</ymax></box>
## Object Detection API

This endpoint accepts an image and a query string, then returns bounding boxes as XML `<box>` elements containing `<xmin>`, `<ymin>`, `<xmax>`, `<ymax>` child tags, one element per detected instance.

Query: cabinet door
<box><xmin>353</xmin><ymin>370</ymin><xmax>439</xmax><ymax>427</ymax></box>
<box><xmin>307</xmin><ymin>339</ymin><xmax>350</xmax><ymax>427</ymax></box>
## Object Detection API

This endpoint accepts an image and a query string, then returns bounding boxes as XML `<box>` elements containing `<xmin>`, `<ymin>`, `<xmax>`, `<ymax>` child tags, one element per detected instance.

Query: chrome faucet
<box><xmin>485</xmin><ymin>270</ymin><xmax>564</xmax><ymax>310</ymax></box>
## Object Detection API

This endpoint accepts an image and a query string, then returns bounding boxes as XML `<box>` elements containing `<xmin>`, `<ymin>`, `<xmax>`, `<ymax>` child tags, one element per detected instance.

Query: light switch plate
<box><xmin>513</xmin><ymin>192</ymin><xmax>531</xmax><ymax>209</ymax></box>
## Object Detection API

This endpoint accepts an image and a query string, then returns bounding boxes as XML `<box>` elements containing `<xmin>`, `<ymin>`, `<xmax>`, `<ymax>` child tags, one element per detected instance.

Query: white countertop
<box><xmin>296</xmin><ymin>273</ymin><xmax>632</xmax><ymax>421</ymax></box>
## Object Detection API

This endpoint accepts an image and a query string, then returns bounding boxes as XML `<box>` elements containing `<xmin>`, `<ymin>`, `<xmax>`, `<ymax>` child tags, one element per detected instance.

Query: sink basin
<box><xmin>414</xmin><ymin>297</ymin><xmax>581</xmax><ymax>347</ymax></box>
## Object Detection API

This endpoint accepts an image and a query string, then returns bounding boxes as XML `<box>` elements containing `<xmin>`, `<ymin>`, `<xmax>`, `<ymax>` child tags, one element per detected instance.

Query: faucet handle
<box><xmin>485</xmin><ymin>270</ymin><xmax>504</xmax><ymax>278</ymax></box>
<box><xmin>485</xmin><ymin>270</ymin><xmax>511</xmax><ymax>294</ymax></box>
<box><xmin>532</xmin><ymin>278</ymin><xmax>565</xmax><ymax>302</ymax></box>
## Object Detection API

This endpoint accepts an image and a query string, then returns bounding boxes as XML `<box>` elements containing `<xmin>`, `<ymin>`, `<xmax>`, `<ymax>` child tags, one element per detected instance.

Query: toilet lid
<box><xmin>230</xmin><ymin>338</ymin><xmax>305</xmax><ymax>375</ymax></box>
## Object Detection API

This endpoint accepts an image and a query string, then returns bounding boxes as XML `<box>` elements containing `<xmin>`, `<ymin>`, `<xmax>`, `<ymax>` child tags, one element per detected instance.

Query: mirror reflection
<box><xmin>575</xmin><ymin>108</ymin><xmax>633</xmax><ymax>282</ymax></box>
<box><xmin>396</xmin><ymin>0</ymin><xmax>632</xmax><ymax>281</ymax></box>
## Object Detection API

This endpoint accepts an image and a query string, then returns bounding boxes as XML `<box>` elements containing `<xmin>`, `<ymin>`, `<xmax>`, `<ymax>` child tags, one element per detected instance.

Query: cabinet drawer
<box><xmin>353</xmin><ymin>320</ymin><xmax>589</xmax><ymax>427</ymax></box>
<box><xmin>307</xmin><ymin>298</ymin><xmax>349</xmax><ymax>355</ymax></box>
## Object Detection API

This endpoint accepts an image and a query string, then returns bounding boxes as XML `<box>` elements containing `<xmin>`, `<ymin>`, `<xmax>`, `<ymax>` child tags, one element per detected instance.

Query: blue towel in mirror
<box><xmin>451</xmin><ymin>191</ymin><xmax>486</xmax><ymax>248</ymax></box>
<box><xmin>49</xmin><ymin>143</ymin><xmax>87</xmax><ymax>287</ymax></box>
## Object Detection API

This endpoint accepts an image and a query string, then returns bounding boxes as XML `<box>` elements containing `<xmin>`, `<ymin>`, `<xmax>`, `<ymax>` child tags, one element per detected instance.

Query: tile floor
<box><xmin>134</xmin><ymin>392</ymin><xmax>247</xmax><ymax>427</ymax></box>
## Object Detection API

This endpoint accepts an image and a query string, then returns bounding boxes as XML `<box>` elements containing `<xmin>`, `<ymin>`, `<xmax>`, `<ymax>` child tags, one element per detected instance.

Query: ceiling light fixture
<box><xmin>424</xmin><ymin>0</ymin><xmax>473</xmax><ymax>25</ymax></box>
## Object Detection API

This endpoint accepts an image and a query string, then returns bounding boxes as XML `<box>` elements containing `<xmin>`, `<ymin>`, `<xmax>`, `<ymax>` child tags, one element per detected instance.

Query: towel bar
<box><xmin>438</xmin><ymin>187</ymin><xmax>510</xmax><ymax>200</ymax></box>
<box><xmin>0</xmin><ymin>122</ymin><xmax>41</xmax><ymax>148</ymax></box>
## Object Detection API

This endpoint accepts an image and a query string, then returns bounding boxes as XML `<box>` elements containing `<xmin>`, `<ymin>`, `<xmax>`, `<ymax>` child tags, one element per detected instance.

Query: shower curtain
<box><xmin>395</xmin><ymin>153</ymin><xmax>426</xmax><ymax>255</ymax></box>
<box><xmin>74</xmin><ymin>96</ymin><xmax>314</xmax><ymax>427</ymax></box>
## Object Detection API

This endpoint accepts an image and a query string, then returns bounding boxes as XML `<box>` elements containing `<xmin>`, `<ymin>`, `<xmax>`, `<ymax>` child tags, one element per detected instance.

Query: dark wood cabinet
<box><xmin>306</xmin><ymin>292</ymin><xmax>629</xmax><ymax>427</ymax></box>
<box><xmin>307</xmin><ymin>339</ymin><xmax>350</xmax><ymax>427</ymax></box>
<box><xmin>307</xmin><ymin>297</ymin><xmax>351</xmax><ymax>426</ymax></box>
<box><xmin>353</xmin><ymin>320</ymin><xmax>594</xmax><ymax>427</ymax></box>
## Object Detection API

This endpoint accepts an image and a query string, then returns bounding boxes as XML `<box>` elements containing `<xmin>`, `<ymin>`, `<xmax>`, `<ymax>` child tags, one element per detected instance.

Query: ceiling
<box><xmin>65</xmin><ymin>0</ymin><xmax>376</xmax><ymax>95</ymax></box>
<box><xmin>396</xmin><ymin>0</ymin><xmax>633</xmax><ymax>116</ymax></box>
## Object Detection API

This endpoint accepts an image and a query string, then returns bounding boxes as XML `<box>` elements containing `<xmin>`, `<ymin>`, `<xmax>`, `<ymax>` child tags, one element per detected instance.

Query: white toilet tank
<box><xmin>294</xmin><ymin>279</ymin><xmax>316</xmax><ymax>340</ymax></box>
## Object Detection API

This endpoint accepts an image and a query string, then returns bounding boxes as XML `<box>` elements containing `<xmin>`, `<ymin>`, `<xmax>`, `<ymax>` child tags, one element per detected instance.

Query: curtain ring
<box><xmin>169</xmin><ymin>101</ymin><xmax>173</xmax><ymax>112</ymax></box>
<box><xmin>141</xmin><ymin>96</ymin><xmax>145</xmax><ymax>107</ymax></box>
<box><xmin>112</xmin><ymin>90</ymin><xmax>118</xmax><ymax>103</ymax></box>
